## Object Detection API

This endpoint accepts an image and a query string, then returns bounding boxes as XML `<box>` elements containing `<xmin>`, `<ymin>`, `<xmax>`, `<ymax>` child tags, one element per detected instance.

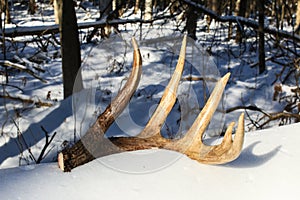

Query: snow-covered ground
<box><xmin>1</xmin><ymin>122</ymin><xmax>299</xmax><ymax>200</ymax></box>
<box><xmin>1</xmin><ymin>2</ymin><xmax>300</xmax><ymax>199</ymax></box>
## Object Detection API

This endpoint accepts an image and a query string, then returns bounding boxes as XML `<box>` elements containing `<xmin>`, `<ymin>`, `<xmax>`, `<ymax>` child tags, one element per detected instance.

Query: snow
<box><xmin>1</xmin><ymin>2</ymin><xmax>300</xmax><ymax>199</ymax></box>
<box><xmin>0</xmin><ymin>122</ymin><xmax>299</xmax><ymax>200</ymax></box>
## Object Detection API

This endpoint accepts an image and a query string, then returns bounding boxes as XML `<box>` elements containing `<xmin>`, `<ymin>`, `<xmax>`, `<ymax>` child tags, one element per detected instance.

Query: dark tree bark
<box><xmin>228</xmin><ymin>0</ymin><xmax>234</xmax><ymax>40</ymax></box>
<box><xmin>99</xmin><ymin>0</ymin><xmax>112</xmax><ymax>38</ymax></box>
<box><xmin>258</xmin><ymin>0</ymin><xmax>266</xmax><ymax>74</ymax></box>
<box><xmin>206</xmin><ymin>0</ymin><xmax>219</xmax><ymax>33</ymax></box>
<box><xmin>235</xmin><ymin>0</ymin><xmax>247</xmax><ymax>43</ymax></box>
<box><xmin>59</xmin><ymin>0</ymin><xmax>83</xmax><ymax>98</ymax></box>
<box><xmin>28</xmin><ymin>0</ymin><xmax>37</xmax><ymax>15</ymax></box>
<box><xmin>186</xmin><ymin>1</ymin><xmax>198</xmax><ymax>40</ymax></box>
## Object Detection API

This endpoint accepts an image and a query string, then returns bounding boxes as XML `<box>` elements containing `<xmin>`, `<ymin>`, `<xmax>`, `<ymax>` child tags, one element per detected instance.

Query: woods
<box><xmin>0</xmin><ymin>0</ymin><xmax>300</xmax><ymax>169</ymax></box>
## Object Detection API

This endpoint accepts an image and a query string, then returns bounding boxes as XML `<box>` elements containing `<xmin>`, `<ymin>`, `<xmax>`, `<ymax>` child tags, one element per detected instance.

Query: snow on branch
<box><xmin>182</xmin><ymin>0</ymin><xmax>300</xmax><ymax>42</ymax></box>
<box><xmin>0</xmin><ymin>14</ymin><xmax>177</xmax><ymax>38</ymax></box>
<box><xmin>0</xmin><ymin>60</ymin><xmax>47</xmax><ymax>83</ymax></box>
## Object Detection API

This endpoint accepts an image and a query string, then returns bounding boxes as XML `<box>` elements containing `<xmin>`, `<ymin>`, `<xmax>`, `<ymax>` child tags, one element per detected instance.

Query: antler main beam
<box><xmin>58</xmin><ymin>36</ymin><xmax>245</xmax><ymax>172</ymax></box>
<box><xmin>58</xmin><ymin>38</ymin><xmax>142</xmax><ymax>171</ymax></box>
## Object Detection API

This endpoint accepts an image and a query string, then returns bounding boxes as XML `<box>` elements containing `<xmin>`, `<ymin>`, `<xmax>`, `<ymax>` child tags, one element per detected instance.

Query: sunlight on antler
<box><xmin>139</xmin><ymin>35</ymin><xmax>187</xmax><ymax>138</ymax></box>
<box><xmin>58</xmin><ymin>36</ymin><xmax>245</xmax><ymax>172</ymax></box>
<box><xmin>167</xmin><ymin>73</ymin><xmax>245</xmax><ymax>164</ymax></box>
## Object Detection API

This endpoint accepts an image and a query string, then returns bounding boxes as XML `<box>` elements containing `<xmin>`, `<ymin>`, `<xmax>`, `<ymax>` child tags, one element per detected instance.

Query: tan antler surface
<box><xmin>58</xmin><ymin>36</ymin><xmax>245</xmax><ymax>172</ymax></box>
<box><xmin>58</xmin><ymin>38</ymin><xmax>142</xmax><ymax>171</ymax></box>
<box><xmin>139</xmin><ymin>35</ymin><xmax>187</xmax><ymax>138</ymax></box>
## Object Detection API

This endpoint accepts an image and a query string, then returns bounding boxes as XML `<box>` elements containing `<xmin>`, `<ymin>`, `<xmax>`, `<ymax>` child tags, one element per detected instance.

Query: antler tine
<box><xmin>171</xmin><ymin>73</ymin><xmax>245</xmax><ymax>164</ymax></box>
<box><xmin>138</xmin><ymin>35</ymin><xmax>187</xmax><ymax>138</ymax></box>
<box><xmin>105</xmin><ymin>37</ymin><xmax>142</xmax><ymax>120</ymax></box>
<box><xmin>173</xmin><ymin>73</ymin><xmax>230</xmax><ymax>149</ymax></box>
<box><xmin>195</xmin><ymin>113</ymin><xmax>245</xmax><ymax>164</ymax></box>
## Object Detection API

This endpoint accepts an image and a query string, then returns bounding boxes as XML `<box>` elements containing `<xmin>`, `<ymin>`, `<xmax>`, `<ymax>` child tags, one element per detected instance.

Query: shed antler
<box><xmin>58</xmin><ymin>36</ymin><xmax>244</xmax><ymax>172</ymax></box>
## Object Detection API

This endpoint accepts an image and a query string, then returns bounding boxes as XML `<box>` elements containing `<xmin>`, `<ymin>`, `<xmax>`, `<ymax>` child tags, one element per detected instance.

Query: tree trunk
<box><xmin>134</xmin><ymin>0</ymin><xmax>140</xmax><ymax>14</ymax></box>
<box><xmin>99</xmin><ymin>0</ymin><xmax>112</xmax><ymax>38</ymax></box>
<box><xmin>235</xmin><ymin>0</ymin><xmax>247</xmax><ymax>43</ymax></box>
<box><xmin>53</xmin><ymin>0</ymin><xmax>62</xmax><ymax>24</ymax></box>
<box><xmin>0</xmin><ymin>0</ymin><xmax>11</xmax><ymax>24</ymax></box>
<box><xmin>258</xmin><ymin>0</ymin><xmax>266</xmax><ymax>74</ymax></box>
<box><xmin>228</xmin><ymin>0</ymin><xmax>234</xmax><ymax>40</ymax></box>
<box><xmin>186</xmin><ymin>3</ymin><xmax>198</xmax><ymax>40</ymax></box>
<box><xmin>206</xmin><ymin>0</ymin><xmax>219</xmax><ymax>33</ymax></box>
<box><xmin>295</xmin><ymin>0</ymin><xmax>300</xmax><ymax>33</ymax></box>
<box><xmin>28</xmin><ymin>0</ymin><xmax>36</xmax><ymax>15</ymax></box>
<box><xmin>144</xmin><ymin>0</ymin><xmax>153</xmax><ymax>20</ymax></box>
<box><xmin>59</xmin><ymin>0</ymin><xmax>83</xmax><ymax>98</ymax></box>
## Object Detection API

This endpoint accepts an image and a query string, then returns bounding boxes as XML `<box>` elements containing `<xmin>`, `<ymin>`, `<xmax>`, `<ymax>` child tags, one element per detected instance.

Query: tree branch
<box><xmin>0</xmin><ymin>14</ymin><xmax>179</xmax><ymax>38</ymax></box>
<box><xmin>181</xmin><ymin>0</ymin><xmax>300</xmax><ymax>43</ymax></box>
<box><xmin>0</xmin><ymin>93</ymin><xmax>53</xmax><ymax>107</ymax></box>
<box><xmin>0</xmin><ymin>60</ymin><xmax>47</xmax><ymax>83</ymax></box>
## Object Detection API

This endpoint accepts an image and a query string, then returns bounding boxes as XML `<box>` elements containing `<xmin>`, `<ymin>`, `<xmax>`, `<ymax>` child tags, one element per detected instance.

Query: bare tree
<box><xmin>186</xmin><ymin>1</ymin><xmax>198</xmax><ymax>40</ymax></box>
<box><xmin>235</xmin><ymin>0</ymin><xmax>247</xmax><ymax>43</ymax></box>
<box><xmin>99</xmin><ymin>0</ymin><xmax>112</xmax><ymax>38</ymax></box>
<box><xmin>206</xmin><ymin>0</ymin><xmax>219</xmax><ymax>33</ymax></box>
<box><xmin>134</xmin><ymin>0</ymin><xmax>140</xmax><ymax>14</ymax></box>
<box><xmin>145</xmin><ymin>0</ymin><xmax>153</xmax><ymax>20</ymax></box>
<box><xmin>59</xmin><ymin>0</ymin><xmax>83</xmax><ymax>98</ymax></box>
<box><xmin>0</xmin><ymin>0</ymin><xmax>11</xmax><ymax>24</ymax></box>
<box><xmin>258</xmin><ymin>0</ymin><xmax>266</xmax><ymax>74</ymax></box>
<box><xmin>53</xmin><ymin>0</ymin><xmax>62</xmax><ymax>24</ymax></box>
<box><xmin>28</xmin><ymin>0</ymin><xmax>37</xmax><ymax>15</ymax></box>
<box><xmin>295</xmin><ymin>0</ymin><xmax>300</xmax><ymax>33</ymax></box>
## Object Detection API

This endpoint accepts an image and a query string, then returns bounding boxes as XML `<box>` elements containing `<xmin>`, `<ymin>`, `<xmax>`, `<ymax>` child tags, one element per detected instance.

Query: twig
<box><xmin>11</xmin><ymin>118</ymin><xmax>37</xmax><ymax>163</ymax></box>
<box><xmin>0</xmin><ymin>83</ymin><xmax>24</xmax><ymax>92</ymax></box>
<box><xmin>226</xmin><ymin>105</ymin><xmax>270</xmax><ymax>117</ymax></box>
<box><xmin>226</xmin><ymin>105</ymin><xmax>300</xmax><ymax>128</ymax></box>
<box><xmin>36</xmin><ymin>126</ymin><xmax>57</xmax><ymax>164</ymax></box>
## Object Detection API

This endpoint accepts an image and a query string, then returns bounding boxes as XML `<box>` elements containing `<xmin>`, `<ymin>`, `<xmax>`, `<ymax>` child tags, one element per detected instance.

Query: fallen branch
<box><xmin>0</xmin><ymin>14</ymin><xmax>178</xmax><ymax>38</ymax></box>
<box><xmin>260</xmin><ymin>112</ymin><xmax>300</xmax><ymax>128</ymax></box>
<box><xmin>225</xmin><ymin>105</ymin><xmax>270</xmax><ymax>117</ymax></box>
<box><xmin>13</xmin><ymin>55</ymin><xmax>46</xmax><ymax>73</ymax></box>
<box><xmin>0</xmin><ymin>93</ymin><xmax>53</xmax><ymax>107</ymax></box>
<box><xmin>181</xmin><ymin>75</ymin><xmax>218</xmax><ymax>82</ymax></box>
<box><xmin>0</xmin><ymin>60</ymin><xmax>47</xmax><ymax>83</ymax></box>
